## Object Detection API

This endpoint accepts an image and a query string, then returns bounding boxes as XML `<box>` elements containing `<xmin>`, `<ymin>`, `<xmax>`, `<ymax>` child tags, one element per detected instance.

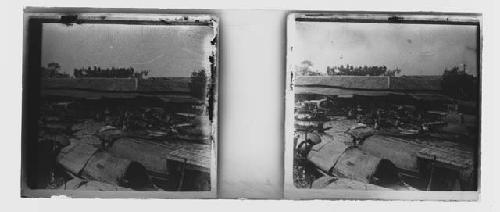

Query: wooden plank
<box><xmin>360</xmin><ymin>134</ymin><xmax>474</xmax><ymax>172</ymax></box>
<box><xmin>417</xmin><ymin>147</ymin><xmax>472</xmax><ymax>169</ymax></box>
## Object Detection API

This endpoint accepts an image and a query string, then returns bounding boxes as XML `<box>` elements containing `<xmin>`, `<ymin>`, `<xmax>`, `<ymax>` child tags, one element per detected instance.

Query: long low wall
<box><xmin>295</xmin><ymin>76</ymin><xmax>442</xmax><ymax>91</ymax></box>
<box><xmin>42</xmin><ymin>77</ymin><xmax>192</xmax><ymax>93</ymax></box>
<box><xmin>137</xmin><ymin>77</ymin><xmax>191</xmax><ymax>93</ymax></box>
<box><xmin>42</xmin><ymin>78</ymin><xmax>138</xmax><ymax>92</ymax></box>
<box><xmin>40</xmin><ymin>78</ymin><xmax>200</xmax><ymax>103</ymax></box>
<box><xmin>295</xmin><ymin>76</ymin><xmax>389</xmax><ymax>90</ymax></box>
<box><xmin>389</xmin><ymin>77</ymin><xmax>442</xmax><ymax>91</ymax></box>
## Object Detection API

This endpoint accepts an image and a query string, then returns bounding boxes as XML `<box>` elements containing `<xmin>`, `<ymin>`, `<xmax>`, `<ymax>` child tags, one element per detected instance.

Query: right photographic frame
<box><xmin>284</xmin><ymin>12</ymin><xmax>481</xmax><ymax>200</ymax></box>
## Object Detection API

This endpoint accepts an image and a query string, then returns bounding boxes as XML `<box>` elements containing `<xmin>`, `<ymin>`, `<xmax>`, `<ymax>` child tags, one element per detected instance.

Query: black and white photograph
<box><xmin>285</xmin><ymin>13</ymin><xmax>481</xmax><ymax>200</ymax></box>
<box><xmin>21</xmin><ymin>12</ymin><xmax>218</xmax><ymax>198</ymax></box>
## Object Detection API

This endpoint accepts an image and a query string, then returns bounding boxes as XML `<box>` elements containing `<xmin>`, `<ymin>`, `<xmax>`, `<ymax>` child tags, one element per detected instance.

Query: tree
<box><xmin>47</xmin><ymin>63</ymin><xmax>61</xmax><ymax>72</ymax></box>
<box><xmin>72</xmin><ymin>66</ymin><xmax>148</xmax><ymax>78</ymax></box>
<box><xmin>190</xmin><ymin>70</ymin><xmax>207</xmax><ymax>98</ymax></box>
<box><xmin>41</xmin><ymin>62</ymin><xmax>69</xmax><ymax>78</ymax></box>
<box><xmin>441</xmin><ymin>66</ymin><xmax>475</xmax><ymax>100</ymax></box>
<box><xmin>296</xmin><ymin>60</ymin><xmax>321</xmax><ymax>76</ymax></box>
<box><xmin>383</xmin><ymin>67</ymin><xmax>401</xmax><ymax>77</ymax></box>
<box><xmin>325</xmin><ymin>64</ymin><xmax>401</xmax><ymax>76</ymax></box>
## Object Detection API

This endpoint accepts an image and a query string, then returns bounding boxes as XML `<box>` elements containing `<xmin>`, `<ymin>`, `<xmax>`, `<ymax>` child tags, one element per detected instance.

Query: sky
<box><xmin>293</xmin><ymin>22</ymin><xmax>478</xmax><ymax>76</ymax></box>
<box><xmin>42</xmin><ymin>23</ymin><xmax>214</xmax><ymax>77</ymax></box>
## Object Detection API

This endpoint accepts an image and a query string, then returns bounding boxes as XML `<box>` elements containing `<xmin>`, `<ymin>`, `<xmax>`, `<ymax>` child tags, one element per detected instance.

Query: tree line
<box><xmin>189</xmin><ymin>69</ymin><xmax>207</xmax><ymax>98</ymax></box>
<box><xmin>73</xmin><ymin>66</ymin><xmax>150</xmax><ymax>78</ymax></box>
<box><xmin>295</xmin><ymin>60</ymin><xmax>402</xmax><ymax>77</ymax></box>
<box><xmin>326</xmin><ymin>65</ymin><xmax>402</xmax><ymax>77</ymax></box>
<box><xmin>41</xmin><ymin>63</ymin><xmax>152</xmax><ymax>79</ymax></box>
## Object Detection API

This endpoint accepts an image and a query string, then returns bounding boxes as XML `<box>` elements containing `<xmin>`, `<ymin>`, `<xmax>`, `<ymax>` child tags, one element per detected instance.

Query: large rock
<box><xmin>57</xmin><ymin>142</ymin><xmax>99</xmax><ymax>175</ymax></box>
<box><xmin>80</xmin><ymin>151</ymin><xmax>134</xmax><ymax>185</ymax></box>
<box><xmin>332</xmin><ymin>147</ymin><xmax>382</xmax><ymax>184</ymax></box>
<box><xmin>307</xmin><ymin>139</ymin><xmax>348</xmax><ymax>172</ymax></box>
<box><xmin>57</xmin><ymin>140</ymin><xmax>152</xmax><ymax>190</ymax></box>
<box><xmin>82</xmin><ymin>151</ymin><xmax>152</xmax><ymax>190</ymax></box>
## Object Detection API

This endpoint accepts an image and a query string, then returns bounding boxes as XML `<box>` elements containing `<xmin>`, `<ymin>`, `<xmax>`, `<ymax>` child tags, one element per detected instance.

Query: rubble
<box><xmin>293</xmin><ymin>93</ymin><xmax>477</xmax><ymax>191</ymax></box>
<box><xmin>33</xmin><ymin>96</ymin><xmax>213</xmax><ymax>191</ymax></box>
<box><xmin>57</xmin><ymin>140</ymin><xmax>153</xmax><ymax>190</ymax></box>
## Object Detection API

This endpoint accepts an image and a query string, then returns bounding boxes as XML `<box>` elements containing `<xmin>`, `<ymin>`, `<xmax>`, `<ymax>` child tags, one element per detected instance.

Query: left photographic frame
<box><xmin>21</xmin><ymin>9</ymin><xmax>219</xmax><ymax>198</ymax></box>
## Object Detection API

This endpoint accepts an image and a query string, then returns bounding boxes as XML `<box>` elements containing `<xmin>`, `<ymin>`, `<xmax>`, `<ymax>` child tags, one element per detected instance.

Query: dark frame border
<box><xmin>285</xmin><ymin>11</ymin><xmax>482</xmax><ymax>200</ymax></box>
<box><xmin>21</xmin><ymin>8</ymin><xmax>219</xmax><ymax>198</ymax></box>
